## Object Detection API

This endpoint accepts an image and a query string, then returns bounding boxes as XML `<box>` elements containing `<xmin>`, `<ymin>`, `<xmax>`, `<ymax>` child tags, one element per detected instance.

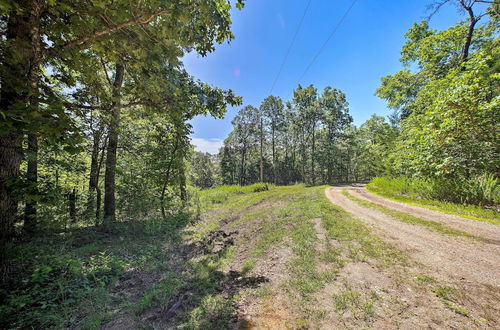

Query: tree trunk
<box><xmin>0</xmin><ymin>133</ymin><xmax>22</xmax><ymax>283</ymax></box>
<box><xmin>24</xmin><ymin>134</ymin><xmax>38</xmax><ymax>233</ymax></box>
<box><xmin>311</xmin><ymin>123</ymin><xmax>316</xmax><ymax>185</ymax></box>
<box><xmin>461</xmin><ymin>5</ymin><xmax>479</xmax><ymax>64</ymax></box>
<box><xmin>179</xmin><ymin>166</ymin><xmax>187</xmax><ymax>206</ymax></box>
<box><xmin>160</xmin><ymin>138</ymin><xmax>179</xmax><ymax>219</ymax></box>
<box><xmin>240</xmin><ymin>148</ymin><xmax>246</xmax><ymax>186</ymax></box>
<box><xmin>103</xmin><ymin>63</ymin><xmax>125</xmax><ymax>223</ymax></box>
<box><xmin>301</xmin><ymin>131</ymin><xmax>306</xmax><ymax>182</ymax></box>
<box><xmin>160</xmin><ymin>181</ymin><xmax>169</xmax><ymax>219</ymax></box>
<box><xmin>95</xmin><ymin>134</ymin><xmax>107</xmax><ymax>224</ymax></box>
<box><xmin>0</xmin><ymin>1</ymin><xmax>41</xmax><ymax>283</ymax></box>
<box><xmin>260</xmin><ymin>118</ymin><xmax>264</xmax><ymax>183</ymax></box>
<box><xmin>326</xmin><ymin>126</ymin><xmax>333</xmax><ymax>184</ymax></box>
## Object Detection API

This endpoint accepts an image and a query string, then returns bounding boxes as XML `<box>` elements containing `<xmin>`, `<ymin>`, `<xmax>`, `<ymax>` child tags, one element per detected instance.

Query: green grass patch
<box><xmin>223</xmin><ymin>185</ymin><xmax>408</xmax><ymax>327</ymax></box>
<box><xmin>333</xmin><ymin>285</ymin><xmax>380</xmax><ymax>322</ymax></box>
<box><xmin>319</xmin><ymin>194</ymin><xmax>409</xmax><ymax>268</ymax></box>
<box><xmin>415</xmin><ymin>274</ymin><xmax>437</xmax><ymax>285</ymax></box>
<box><xmin>198</xmin><ymin>183</ymin><xmax>275</xmax><ymax>209</ymax></box>
<box><xmin>342</xmin><ymin>189</ymin><xmax>480</xmax><ymax>240</ymax></box>
<box><xmin>367</xmin><ymin>177</ymin><xmax>499</xmax><ymax>223</ymax></box>
<box><xmin>0</xmin><ymin>184</ymin><xmax>417</xmax><ymax>329</ymax></box>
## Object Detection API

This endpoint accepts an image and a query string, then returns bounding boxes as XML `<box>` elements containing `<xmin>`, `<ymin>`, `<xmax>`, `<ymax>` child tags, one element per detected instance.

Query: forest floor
<box><xmin>6</xmin><ymin>184</ymin><xmax>499</xmax><ymax>329</ymax></box>
<box><xmin>102</xmin><ymin>184</ymin><xmax>499</xmax><ymax>329</ymax></box>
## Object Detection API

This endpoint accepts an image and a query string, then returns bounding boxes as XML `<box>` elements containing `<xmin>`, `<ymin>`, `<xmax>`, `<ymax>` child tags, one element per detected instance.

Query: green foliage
<box><xmin>0</xmin><ymin>0</ymin><xmax>247</xmax><ymax>251</ymax></box>
<box><xmin>367</xmin><ymin>177</ymin><xmax>499</xmax><ymax>221</ymax></box>
<box><xmin>341</xmin><ymin>189</ymin><xmax>478</xmax><ymax>239</ymax></box>
<box><xmin>219</xmin><ymin>85</ymin><xmax>355</xmax><ymax>186</ymax></box>
<box><xmin>252</xmin><ymin>183</ymin><xmax>269</xmax><ymax>192</ymax></box>
<box><xmin>345</xmin><ymin>115</ymin><xmax>398</xmax><ymax>180</ymax></box>
<box><xmin>189</xmin><ymin>152</ymin><xmax>218</xmax><ymax>189</ymax></box>
<box><xmin>376</xmin><ymin>6</ymin><xmax>499</xmax><ymax>194</ymax></box>
<box><xmin>1</xmin><ymin>215</ymin><xmax>189</xmax><ymax>329</ymax></box>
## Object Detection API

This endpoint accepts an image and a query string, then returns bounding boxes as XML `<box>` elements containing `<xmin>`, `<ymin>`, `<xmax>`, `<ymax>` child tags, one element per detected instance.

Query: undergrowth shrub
<box><xmin>0</xmin><ymin>254</ymin><xmax>120</xmax><ymax>329</ymax></box>
<box><xmin>252</xmin><ymin>183</ymin><xmax>269</xmax><ymax>192</ymax></box>
<box><xmin>199</xmin><ymin>183</ymin><xmax>274</xmax><ymax>207</ymax></box>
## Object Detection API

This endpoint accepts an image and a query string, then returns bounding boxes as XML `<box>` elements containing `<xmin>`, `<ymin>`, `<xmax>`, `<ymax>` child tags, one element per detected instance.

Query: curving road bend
<box><xmin>325</xmin><ymin>186</ymin><xmax>500</xmax><ymax>288</ymax></box>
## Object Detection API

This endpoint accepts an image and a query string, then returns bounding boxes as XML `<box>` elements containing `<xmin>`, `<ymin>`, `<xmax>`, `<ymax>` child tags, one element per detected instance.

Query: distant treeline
<box><xmin>193</xmin><ymin>86</ymin><xmax>397</xmax><ymax>187</ymax></box>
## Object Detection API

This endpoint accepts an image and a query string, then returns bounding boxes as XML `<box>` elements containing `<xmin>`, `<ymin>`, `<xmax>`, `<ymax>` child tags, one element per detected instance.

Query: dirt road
<box><xmin>325</xmin><ymin>185</ymin><xmax>500</xmax><ymax>326</ymax></box>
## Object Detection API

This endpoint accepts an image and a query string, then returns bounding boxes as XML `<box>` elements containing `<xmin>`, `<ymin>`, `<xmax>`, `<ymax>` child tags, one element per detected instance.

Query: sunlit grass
<box><xmin>342</xmin><ymin>189</ymin><xmax>480</xmax><ymax>240</ymax></box>
<box><xmin>367</xmin><ymin>178</ymin><xmax>499</xmax><ymax>223</ymax></box>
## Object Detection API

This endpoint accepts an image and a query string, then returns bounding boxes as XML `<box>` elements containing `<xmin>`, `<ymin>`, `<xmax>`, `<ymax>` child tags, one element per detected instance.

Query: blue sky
<box><xmin>185</xmin><ymin>0</ymin><xmax>468</xmax><ymax>153</ymax></box>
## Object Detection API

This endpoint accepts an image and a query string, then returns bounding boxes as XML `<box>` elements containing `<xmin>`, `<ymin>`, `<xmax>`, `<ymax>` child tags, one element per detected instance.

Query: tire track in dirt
<box><xmin>348</xmin><ymin>185</ymin><xmax>500</xmax><ymax>244</ymax></box>
<box><xmin>325</xmin><ymin>186</ymin><xmax>500</xmax><ymax>287</ymax></box>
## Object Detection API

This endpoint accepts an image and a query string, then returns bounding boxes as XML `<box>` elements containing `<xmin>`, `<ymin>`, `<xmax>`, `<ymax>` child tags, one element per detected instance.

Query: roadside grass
<box><xmin>4</xmin><ymin>184</ymin><xmax>477</xmax><ymax>329</ymax></box>
<box><xmin>432</xmin><ymin>286</ymin><xmax>470</xmax><ymax>317</ymax></box>
<box><xmin>342</xmin><ymin>189</ymin><xmax>480</xmax><ymax>240</ymax></box>
<box><xmin>1</xmin><ymin>214</ymin><xmax>190</xmax><ymax>329</ymax></box>
<box><xmin>333</xmin><ymin>284</ymin><xmax>380</xmax><ymax>322</ymax></box>
<box><xmin>130</xmin><ymin>247</ymin><xmax>240</xmax><ymax>329</ymax></box>
<box><xmin>198</xmin><ymin>185</ymin><xmax>471</xmax><ymax>326</ymax></box>
<box><xmin>318</xmin><ymin>195</ymin><xmax>408</xmax><ymax>268</ymax></box>
<box><xmin>414</xmin><ymin>274</ymin><xmax>469</xmax><ymax>317</ymax></box>
<box><xmin>366</xmin><ymin>179</ymin><xmax>499</xmax><ymax>223</ymax></box>
<box><xmin>198</xmin><ymin>183</ymin><xmax>274</xmax><ymax>210</ymax></box>
<box><xmin>2</xmin><ymin>184</ymin><xmax>278</xmax><ymax>330</ymax></box>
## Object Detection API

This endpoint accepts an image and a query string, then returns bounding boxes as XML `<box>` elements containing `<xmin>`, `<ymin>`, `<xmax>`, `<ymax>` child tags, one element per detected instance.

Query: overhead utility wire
<box><xmin>290</xmin><ymin>0</ymin><xmax>358</xmax><ymax>97</ymax></box>
<box><xmin>268</xmin><ymin>0</ymin><xmax>313</xmax><ymax>94</ymax></box>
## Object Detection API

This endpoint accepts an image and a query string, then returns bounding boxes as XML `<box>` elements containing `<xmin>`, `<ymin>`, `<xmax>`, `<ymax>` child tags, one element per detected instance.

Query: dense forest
<box><xmin>0</xmin><ymin>0</ymin><xmax>499</xmax><ymax>328</ymax></box>
<box><xmin>0</xmin><ymin>0</ymin><xmax>245</xmax><ymax>281</ymax></box>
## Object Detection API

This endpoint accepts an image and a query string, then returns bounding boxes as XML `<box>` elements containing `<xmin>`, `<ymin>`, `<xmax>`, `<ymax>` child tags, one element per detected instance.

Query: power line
<box><xmin>289</xmin><ymin>0</ymin><xmax>358</xmax><ymax>98</ymax></box>
<box><xmin>268</xmin><ymin>0</ymin><xmax>313</xmax><ymax>95</ymax></box>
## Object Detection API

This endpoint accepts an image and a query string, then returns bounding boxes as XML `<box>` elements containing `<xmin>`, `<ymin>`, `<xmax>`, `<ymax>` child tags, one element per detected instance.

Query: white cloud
<box><xmin>191</xmin><ymin>137</ymin><xmax>224</xmax><ymax>154</ymax></box>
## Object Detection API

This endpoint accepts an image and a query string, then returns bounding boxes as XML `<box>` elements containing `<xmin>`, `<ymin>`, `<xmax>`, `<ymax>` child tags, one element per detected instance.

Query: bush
<box><xmin>199</xmin><ymin>183</ymin><xmax>275</xmax><ymax>207</ymax></box>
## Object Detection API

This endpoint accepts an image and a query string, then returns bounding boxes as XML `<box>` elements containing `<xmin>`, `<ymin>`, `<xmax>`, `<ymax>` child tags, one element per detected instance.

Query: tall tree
<box><xmin>260</xmin><ymin>96</ymin><xmax>285</xmax><ymax>184</ymax></box>
<box><xmin>291</xmin><ymin>85</ymin><xmax>319</xmax><ymax>183</ymax></box>
<box><xmin>427</xmin><ymin>0</ymin><xmax>495</xmax><ymax>62</ymax></box>
<box><xmin>317</xmin><ymin>87</ymin><xmax>352</xmax><ymax>183</ymax></box>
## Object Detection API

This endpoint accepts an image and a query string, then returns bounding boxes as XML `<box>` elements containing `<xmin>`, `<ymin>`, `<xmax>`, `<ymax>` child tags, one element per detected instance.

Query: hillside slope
<box><xmin>105</xmin><ymin>185</ymin><xmax>499</xmax><ymax>328</ymax></box>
